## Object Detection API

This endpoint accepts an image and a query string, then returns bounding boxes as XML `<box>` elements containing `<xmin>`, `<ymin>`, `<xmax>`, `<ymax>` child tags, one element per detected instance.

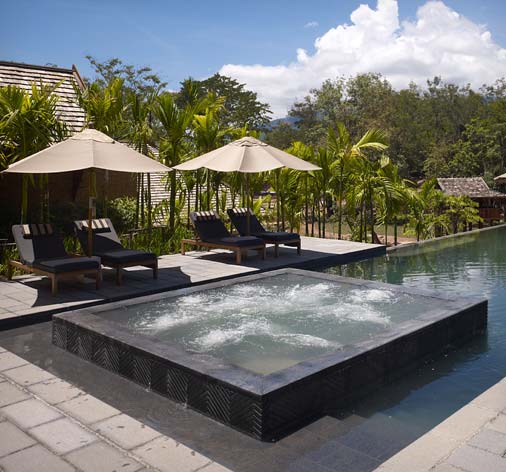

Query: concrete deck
<box><xmin>0</xmin><ymin>236</ymin><xmax>384</xmax><ymax>329</ymax></box>
<box><xmin>375</xmin><ymin>377</ymin><xmax>506</xmax><ymax>472</ymax></box>
<box><xmin>0</xmin><ymin>347</ymin><xmax>230</xmax><ymax>472</ymax></box>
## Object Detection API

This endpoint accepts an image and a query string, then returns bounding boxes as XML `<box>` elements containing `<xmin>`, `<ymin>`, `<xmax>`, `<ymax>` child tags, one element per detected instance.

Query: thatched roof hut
<box><xmin>435</xmin><ymin>177</ymin><xmax>506</xmax><ymax>221</ymax></box>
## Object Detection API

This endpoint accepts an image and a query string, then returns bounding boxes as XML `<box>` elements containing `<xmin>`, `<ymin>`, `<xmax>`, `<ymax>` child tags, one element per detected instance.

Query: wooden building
<box><xmin>0</xmin><ymin>61</ymin><xmax>138</xmax><ymax>227</ymax></box>
<box><xmin>436</xmin><ymin>177</ymin><xmax>506</xmax><ymax>223</ymax></box>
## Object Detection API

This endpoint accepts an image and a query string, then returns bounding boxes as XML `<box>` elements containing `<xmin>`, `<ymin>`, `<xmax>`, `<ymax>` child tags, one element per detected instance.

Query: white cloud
<box><xmin>219</xmin><ymin>0</ymin><xmax>506</xmax><ymax>118</ymax></box>
<box><xmin>304</xmin><ymin>21</ymin><xmax>319</xmax><ymax>29</ymax></box>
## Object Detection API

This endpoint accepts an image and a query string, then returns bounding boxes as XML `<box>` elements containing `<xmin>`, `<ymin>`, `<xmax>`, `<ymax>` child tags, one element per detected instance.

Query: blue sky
<box><xmin>2</xmin><ymin>1</ymin><xmax>506</xmax><ymax>116</ymax></box>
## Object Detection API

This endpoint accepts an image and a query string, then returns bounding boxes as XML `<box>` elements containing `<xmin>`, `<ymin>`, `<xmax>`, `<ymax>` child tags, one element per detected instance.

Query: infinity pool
<box><xmin>323</xmin><ymin>225</ymin><xmax>506</xmax><ymax>430</ymax></box>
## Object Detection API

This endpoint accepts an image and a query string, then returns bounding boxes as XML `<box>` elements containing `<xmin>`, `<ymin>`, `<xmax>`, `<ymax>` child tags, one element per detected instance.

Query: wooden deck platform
<box><xmin>0</xmin><ymin>236</ymin><xmax>385</xmax><ymax>329</ymax></box>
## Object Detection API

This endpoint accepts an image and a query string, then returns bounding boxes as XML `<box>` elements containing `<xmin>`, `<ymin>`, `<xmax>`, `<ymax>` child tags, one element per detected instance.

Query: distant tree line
<box><xmin>265</xmin><ymin>73</ymin><xmax>506</xmax><ymax>184</ymax></box>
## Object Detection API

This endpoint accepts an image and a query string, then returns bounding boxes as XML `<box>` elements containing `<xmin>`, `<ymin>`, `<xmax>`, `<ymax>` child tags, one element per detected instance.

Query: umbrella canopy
<box><xmin>174</xmin><ymin>136</ymin><xmax>320</xmax><ymax>173</ymax></box>
<box><xmin>3</xmin><ymin>128</ymin><xmax>170</xmax><ymax>174</ymax></box>
<box><xmin>3</xmin><ymin>128</ymin><xmax>171</xmax><ymax>256</ymax></box>
<box><xmin>494</xmin><ymin>173</ymin><xmax>506</xmax><ymax>184</ymax></box>
<box><xmin>174</xmin><ymin>136</ymin><xmax>320</xmax><ymax>235</ymax></box>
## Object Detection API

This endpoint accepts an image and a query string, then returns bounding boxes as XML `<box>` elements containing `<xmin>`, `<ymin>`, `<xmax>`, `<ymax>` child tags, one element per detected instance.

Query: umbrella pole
<box><xmin>87</xmin><ymin>169</ymin><xmax>96</xmax><ymax>257</ymax></box>
<box><xmin>246</xmin><ymin>173</ymin><xmax>251</xmax><ymax>236</ymax></box>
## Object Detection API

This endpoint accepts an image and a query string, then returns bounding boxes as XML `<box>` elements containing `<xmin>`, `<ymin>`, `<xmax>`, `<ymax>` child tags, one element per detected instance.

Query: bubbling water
<box><xmin>100</xmin><ymin>273</ymin><xmax>439</xmax><ymax>374</ymax></box>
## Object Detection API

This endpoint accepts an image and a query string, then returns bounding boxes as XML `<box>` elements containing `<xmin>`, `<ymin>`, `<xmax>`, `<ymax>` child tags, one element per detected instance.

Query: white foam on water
<box><xmin>348</xmin><ymin>288</ymin><xmax>396</xmax><ymax>303</ymax></box>
<box><xmin>192</xmin><ymin>319</ymin><xmax>272</xmax><ymax>350</ymax></box>
<box><xmin>128</xmin><ymin>276</ymin><xmax>402</xmax><ymax>352</ymax></box>
<box><xmin>273</xmin><ymin>333</ymin><xmax>340</xmax><ymax>349</ymax></box>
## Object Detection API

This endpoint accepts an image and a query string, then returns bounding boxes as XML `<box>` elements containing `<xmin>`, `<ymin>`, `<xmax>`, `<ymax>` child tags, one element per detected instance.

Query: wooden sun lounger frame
<box><xmin>75</xmin><ymin>219</ymin><xmax>158</xmax><ymax>286</ymax></box>
<box><xmin>7</xmin><ymin>256</ymin><xmax>102</xmax><ymax>296</ymax></box>
<box><xmin>106</xmin><ymin>258</ymin><xmax>158</xmax><ymax>286</ymax></box>
<box><xmin>265</xmin><ymin>238</ymin><xmax>302</xmax><ymax>258</ymax></box>
<box><xmin>181</xmin><ymin>238</ymin><xmax>266</xmax><ymax>264</ymax></box>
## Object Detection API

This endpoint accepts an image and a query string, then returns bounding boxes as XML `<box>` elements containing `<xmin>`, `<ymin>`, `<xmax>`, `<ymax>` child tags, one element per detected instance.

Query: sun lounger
<box><xmin>227</xmin><ymin>208</ymin><xmax>301</xmax><ymax>257</ymax></box>
<box><xmin>9</xmin><ymin>223</ymin><xmax>101</xmax><ymax>295</ymax></box>
<box><xmin>182</xmin><ymin>211</ymin><xmax>266</xmax><ymax>264</ymax></box>
<box><xmin>74</xmin><ymin>218</ymin><xmax>158</xmax><ymax>285</ymax></box>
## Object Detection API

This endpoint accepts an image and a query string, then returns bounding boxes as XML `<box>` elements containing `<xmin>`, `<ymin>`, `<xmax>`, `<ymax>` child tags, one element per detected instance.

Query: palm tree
<box><xmin>75</xmin><ymin>77</ymin><xmax>126</xmax><ymax>137</ymax></box>
<box><xmin>287</xmin><ymin>142</ymin><xmax>314</xmax><ymax>235</ymax></box>
<box><xmin>154</xmin><ymin>86</ymin><xmax>210</xmax><ymax>235</ymax></box>
<box><xmin>0</xmin><ymin>83</ymin><xmax>69</xmax><ymax>222</ymax></box>
<box><xmin>191</xmin><ymin>102</ymin><xmax>232</xmax><ymax>211</ymax></box>
<box><xmin>406</xmin><ymin>179</ymin><xmax>447</xmax><ymax>241</ymax></box>
<box><xmin>328</xmin><ymin>123</ymin><xmax>388</xmax><ymax>239</ymax></box>
<box><xmin>312</xmin><ymin>147</ymin><xmax>334</xmax><ymax>238</ymax></box>
<box><xmin>128</xmin><ymin>91</ymin><xmax>157</xmax><ymax>231</ymax></box>
<box><xmin>376</xmin><ymin>156</ymin><xmax>411</xmax><ymax>245</ymax></box>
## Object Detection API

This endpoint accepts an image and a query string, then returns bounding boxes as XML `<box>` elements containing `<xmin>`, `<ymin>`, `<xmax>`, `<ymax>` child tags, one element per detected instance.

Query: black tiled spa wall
<box><xmin>53</xmin><ymin>298</ymin><xmax>486</xmax><ymax>441</ymax></box>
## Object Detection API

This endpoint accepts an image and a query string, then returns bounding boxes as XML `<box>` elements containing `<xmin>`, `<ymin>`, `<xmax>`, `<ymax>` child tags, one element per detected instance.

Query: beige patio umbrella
<box><xmin>3</xmin><ymin>128</ymin><xmax>172</xmax><ymax>255</ymax></box>
<box><xmin>174</xmin><ymin>136</ymin><xmax>320</xmax><ymax>233</ymax></box>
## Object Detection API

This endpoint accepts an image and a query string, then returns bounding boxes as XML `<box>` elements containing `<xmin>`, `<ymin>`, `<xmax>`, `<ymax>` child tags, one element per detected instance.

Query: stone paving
<box><xmin>375</xmin><ymin>377</ymin><xmax>506</xmax><ymax>472</ymax></box>
<box><xmin>0</xmin><ymin>347</ymin><xmax>230</xmax><ymax>472</ymax></box>
<box><xmin>0</xmin><ymin>236</ymin><xmax>383</xmax><ymax>328</ymax></box>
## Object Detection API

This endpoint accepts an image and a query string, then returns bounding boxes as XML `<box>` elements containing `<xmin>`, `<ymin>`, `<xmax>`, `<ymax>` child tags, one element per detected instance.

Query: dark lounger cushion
<box><xmin>227</xmin><ymin>209</ymin><xmax>265</xmax><ymax>235</ymax></box>
<box><xmin>207</xmin><ymin>236</ymin><xmax>264</xmax><ymax>247</ymax></box>
<box><xmin>96</xmin><ymin>249</ymin><xmax>156</xmax><ymax>265</ymax></box>
<box><xmin>193</xmin><ymin>219</ymin><xmax>230</xmax><ymax>241</ymax></box>
<box><xmin>253</xmin><ymin>231</ymin><xmax>300</xmax><ymax>243</ymax></box>
<box><xmin>33</xmin><ymin>256</ymin><xmax>101</xmax><ymax>274</ymax></box>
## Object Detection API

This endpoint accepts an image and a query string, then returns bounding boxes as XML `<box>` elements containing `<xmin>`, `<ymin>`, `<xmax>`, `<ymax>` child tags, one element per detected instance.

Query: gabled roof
<box><xmin>0</xmin><ymin>61</ymin><xmax>86</xmax><ymax>131</ymax></box>
<box><xmin>436</xmin><ymin>177</ymin><xmax>506</xmax><ymax>199</ymax></box>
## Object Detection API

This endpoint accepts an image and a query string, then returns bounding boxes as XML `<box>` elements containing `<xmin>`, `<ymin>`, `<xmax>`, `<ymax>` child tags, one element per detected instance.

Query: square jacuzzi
<box><xmin>52</xmin><ymin>268</ymin><xmax>487</xmax><ymax>440</ymax></box>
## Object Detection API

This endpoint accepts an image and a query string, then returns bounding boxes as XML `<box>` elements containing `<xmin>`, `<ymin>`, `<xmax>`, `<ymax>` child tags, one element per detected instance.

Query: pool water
<box><xmin>98</xmin><ymin>273</ymin><xmax>442</xmax><ymax>375</ymax></box>
<box><xmin>324</xmin><ymin>226</ymin><xmax>506</xmax><ymax>429</ymax></box>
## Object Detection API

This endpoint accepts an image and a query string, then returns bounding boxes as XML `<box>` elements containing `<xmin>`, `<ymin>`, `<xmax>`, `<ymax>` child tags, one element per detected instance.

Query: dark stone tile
<box><xmin>305</xmin><ymin>440</ymin><xmax>381</xmax><ymax>472</ymax></box>
<box><xmin>240</xmin><ymin>447</ymin><xmax>335</xmax><ymax>472</ymax></box>
<box><xmin>332</xmin><ymin>414</ymin><xmax>419</xmax><ymax>462</ymax></box>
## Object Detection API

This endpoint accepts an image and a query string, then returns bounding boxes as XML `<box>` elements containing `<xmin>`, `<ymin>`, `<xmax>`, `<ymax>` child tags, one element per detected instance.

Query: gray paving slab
<box><xmin>468</xmin><ymin>428</ymin><xmax>506</xmax><ymax>456</ymax></box>
<box><xmin>487</xmin><ymin>413</ymin><xmax>506</xmax><ymax>435</ymax></box>
<box><xmin>431</xmin><ymin>464</ymin><xmax>465</xmax><ymax>472</ymax></box>
<box><xmin>200</xmin><ymin>462</ymin><xmax>234</xmax><ymax>472</ymax></box>
<box><xmin>0</xmin><ymin>352</ymin><xmax>29</xmax><ymax>371</ymax></box>
<box><xmin>0</xmin><ymin>421</ymin><xmax>36</xmax><ymax>458</ymax></box>
<box><xmin>93</xmin><ymin>414</ymin><xmax>161</xmax><ymax>450</ymax></box>
<box><xmin>447</xmin><ymin>444</ymin><xmax>506</xmax><ymax>472</ymax></box>
<box><xmin>65</xmin><ymin>441</ymin><xmax>143</xmax><ymax>472</ymax></box>
<box><xmin>28</xmin><ymin>378</ymin><xmax>84</xmax><ymax>405</ymax></box>
<box><xmin>0</xmin><ymin>398</ymin><xmax>62</xmax><ymax>429</ymax></box>
<box><xmin>29</xmin><ymin>417</ymin><xmax>98</xmax><ymax>454</ymax></box>
<box><xmin>133</xmin><ymin>436</ymin><xmax>212</xmax><ymax>472</ymax></box>
<box><xmin>1</xmin><ymin>363</ymin><xmax>54</xmax><ymax>386</ymax></box>
<box><xmin>59</xmin><ymin>394</ymin><xmax>120</xmax><ymax>424</ymax></box>
<box><xmin>0</xmin><ymin>444</ymin><xmax>76</xmax><ymax>472</ymax></box>
<box><xmin>0</xmin><ymin>381</ymin><xmax>30</xmax><ymax>407</ymax></box>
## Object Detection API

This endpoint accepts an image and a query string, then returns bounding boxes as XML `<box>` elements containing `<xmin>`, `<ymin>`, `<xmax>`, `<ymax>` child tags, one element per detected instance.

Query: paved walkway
<box><xmin>0</xmin><ymin>237</ymin><xmax>383</xmax><ymax>328</ymax></box>
<box><xmin>0</xmin><ymin>346</ymin><xmax>230</xmax><ymax>472</ymax></box>
<box><xmin>375</xmin><ymin>377</ymin><xmax>506</xmax><ymax>472</ymax></box>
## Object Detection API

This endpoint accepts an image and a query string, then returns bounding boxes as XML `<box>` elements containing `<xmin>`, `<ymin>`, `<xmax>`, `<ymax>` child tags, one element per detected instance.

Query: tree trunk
<box><xmin>147</xmin><ymin>173</ymin><xmax>152</xmax><ymax>238</ymax></box>
<box><xmin>275</xmin><ymin>171</ymin><xmax>280</xmax><ymax>231</ymax></box>
<box><xmin>337</xmin><ymin>164</ymin><xmax>343</xmax><ymax>239</ymax></box>
<box><xmin>305</xmin><ymin>175</ymin><xmax>309</xmax><ymax>236</ymax></box>
<box><xmin>195</xmin><ymin>170</ymin><xmax>200</xmax><ymax>212</ymax></box>
<box><xmin>169</xmin><ymin>170</ymin><xmax>177</xmax><ymax>236</ymax></box>
<box><xmin>140</xmin><ymin>174</ymin><xmax>145</xmax><ymax>228</ymax></box>
<box><xmin>311</xmin><ymin>203</ymin><xmax>315</xmax><ymax>237</ymax></box>
<box><xmin>20</xmin><ymin>175</ymin><xmax>28</xmax><ymax>224</ymax></box>
<box><xmin>135</xmin><ymin>174</ymin><xmax>140</xmax><ymax>228</ymax></box>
